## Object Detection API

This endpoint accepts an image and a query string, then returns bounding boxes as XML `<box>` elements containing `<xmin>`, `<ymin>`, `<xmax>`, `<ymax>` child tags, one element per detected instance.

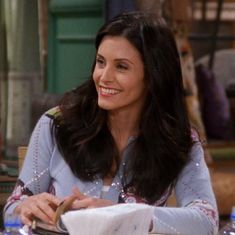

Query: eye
<box><xmin>96</xmin><ymin>57</ymin><xmax>105</xmax><ymax>67</ymax></box>
<box><xmin>116</xmin><ymin>63</ymin><xmax>128</xmax><ymax>71</ymax></box>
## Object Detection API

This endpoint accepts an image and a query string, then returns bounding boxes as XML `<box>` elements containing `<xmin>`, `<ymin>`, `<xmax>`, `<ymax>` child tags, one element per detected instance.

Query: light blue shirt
<box><xmin>4</xmin><ymin>112</ymin><xmax>219</xmax><ymax>235</ymax></box>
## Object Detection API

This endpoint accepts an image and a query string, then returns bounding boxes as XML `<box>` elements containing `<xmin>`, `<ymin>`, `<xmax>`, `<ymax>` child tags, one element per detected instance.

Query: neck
<box><xmin>108</xmin><ymin>109</ymin><xmax>141</xmax><ymax>154</ymax></box>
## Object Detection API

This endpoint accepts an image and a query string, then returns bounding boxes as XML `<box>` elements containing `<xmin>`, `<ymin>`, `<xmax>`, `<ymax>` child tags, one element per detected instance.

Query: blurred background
<box><xmin>0</xmin><ymin>0</ymin><xmax>235</xmax><ymax>229</ymax></box>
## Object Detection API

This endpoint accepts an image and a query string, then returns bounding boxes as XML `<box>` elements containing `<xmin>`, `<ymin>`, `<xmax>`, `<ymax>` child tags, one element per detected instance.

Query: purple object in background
<box><xmin>195</xmin><ymin>64</ymin><xmax>234</xmax><ymax>140</ymax></box>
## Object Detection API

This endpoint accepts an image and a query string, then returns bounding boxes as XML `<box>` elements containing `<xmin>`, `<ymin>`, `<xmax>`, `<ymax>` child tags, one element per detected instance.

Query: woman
<box><xmin>4</xmin><ymin>12</ymin><xmax>218</xmax><ymax>234</ymax></box>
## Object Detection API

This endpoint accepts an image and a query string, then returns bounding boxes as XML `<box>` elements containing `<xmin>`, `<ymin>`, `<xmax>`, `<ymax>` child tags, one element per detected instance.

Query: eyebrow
<box><xmin>96</xmin><ymin>53</ymin><xmax>134</xmax><ymax>65</ymax></box>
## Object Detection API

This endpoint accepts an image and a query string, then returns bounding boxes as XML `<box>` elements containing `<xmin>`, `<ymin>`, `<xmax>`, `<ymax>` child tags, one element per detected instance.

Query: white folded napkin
<box><xmin>61</xmin><ymin>203</ymin><xmax>154</xmax><ymax>235</ymax></box>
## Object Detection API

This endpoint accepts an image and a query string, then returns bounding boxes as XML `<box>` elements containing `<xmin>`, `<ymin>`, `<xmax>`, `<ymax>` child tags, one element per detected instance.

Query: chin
<box><xmin>98</xmin><ymin>101</ymin><xmax>113</xmax><ymax>110</ymax></box>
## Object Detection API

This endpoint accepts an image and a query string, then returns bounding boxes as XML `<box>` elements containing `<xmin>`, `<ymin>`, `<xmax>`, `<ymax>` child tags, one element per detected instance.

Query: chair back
<box><xmin>17</xmin><ymin>146</ymin><xmax>27</xmax><ymax>172</ymax></box>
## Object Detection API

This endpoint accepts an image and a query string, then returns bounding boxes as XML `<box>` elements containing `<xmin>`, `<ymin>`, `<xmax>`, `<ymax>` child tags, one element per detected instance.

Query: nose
<box><xmin>99</xmin><ymin>66</ymin><xmax>114</xmax><ymax>83</ymax></box>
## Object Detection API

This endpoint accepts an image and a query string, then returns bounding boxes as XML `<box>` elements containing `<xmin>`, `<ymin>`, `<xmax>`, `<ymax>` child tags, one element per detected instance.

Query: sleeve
<box><xmin>3</xmin><ymin>113</ymin><xmax>55</xmax><ymax>218</ymax></box>
<box><xmin>150</xmin><ymin>141</ymin><xmax>219</xmax><ymax>235</ymax></box>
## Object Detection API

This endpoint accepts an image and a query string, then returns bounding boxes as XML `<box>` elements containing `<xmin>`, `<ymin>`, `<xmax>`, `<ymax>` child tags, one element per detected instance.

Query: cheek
<box><xmin>92</xmin><ymin>70</ymin><xmax>99</xmax><ymax>84</ymax></box>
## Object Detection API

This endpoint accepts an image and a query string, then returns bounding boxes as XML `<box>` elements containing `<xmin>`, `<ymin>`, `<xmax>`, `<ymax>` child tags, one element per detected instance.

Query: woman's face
<box><xmin>93</xmin><ymin>36</ymin><xmax>146</xmax><ymax>114</ymax></box>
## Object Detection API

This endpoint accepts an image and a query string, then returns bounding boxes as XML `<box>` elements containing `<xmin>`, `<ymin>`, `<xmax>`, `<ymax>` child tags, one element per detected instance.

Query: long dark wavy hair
<box><xmin>54</xmin><ymin>12</ymin><xmax>193</xmax><ymax>203</ymax></box>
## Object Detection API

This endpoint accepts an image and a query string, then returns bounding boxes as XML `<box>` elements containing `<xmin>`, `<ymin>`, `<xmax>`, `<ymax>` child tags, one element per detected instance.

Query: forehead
<box><xmin>97</xmin><ymin>36</ymin><xmax>142</xmax><ymax>61</ymax></box>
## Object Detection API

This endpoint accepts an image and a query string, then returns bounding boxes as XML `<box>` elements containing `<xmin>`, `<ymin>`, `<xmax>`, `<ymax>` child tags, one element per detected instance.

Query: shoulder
<box><xmin>33</xmin><ymin>106</ymin><xmax>61</xmax><ymax>132</ymax></box>
<box><xmin>190</xmin><ymin>128</ymin><xmax>200</xmax><ymax>142</ymax></box>
<box><xmin>189</xmin><ymin>128</ymin><xmax>204</xmax><ymax>161</ymax></box>
<box><xmin>44</xmin><ymin>106</ymin><xmax>61</xmax><ymax>120</ymax></box>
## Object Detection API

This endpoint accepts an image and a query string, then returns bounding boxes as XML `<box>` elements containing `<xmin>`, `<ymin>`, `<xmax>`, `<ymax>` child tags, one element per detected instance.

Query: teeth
<box><xmin>101</xmin><ymin>87</ymin><xmax>120</xmax><ymax>94</ymax></box>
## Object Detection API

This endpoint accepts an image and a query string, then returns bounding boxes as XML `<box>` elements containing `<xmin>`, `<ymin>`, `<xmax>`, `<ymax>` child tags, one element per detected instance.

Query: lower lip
<box><xmin>100</xmin><ymin>93</ymin><xmax>113</xmax><ymax>97</ymax></box>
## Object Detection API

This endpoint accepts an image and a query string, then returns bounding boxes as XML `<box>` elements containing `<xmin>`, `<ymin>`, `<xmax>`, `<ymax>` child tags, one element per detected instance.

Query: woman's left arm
<box><xmin>150</xmin><ymin>141</ymin><xmax>219</xmax><ymax>235</ymax></box>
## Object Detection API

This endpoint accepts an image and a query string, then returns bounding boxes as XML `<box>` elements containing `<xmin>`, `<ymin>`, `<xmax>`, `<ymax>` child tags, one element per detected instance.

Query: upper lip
<box><xmin>99</xmin><ymin>85</ymin><xmax>121</xmax><ymax>91</ymax></box>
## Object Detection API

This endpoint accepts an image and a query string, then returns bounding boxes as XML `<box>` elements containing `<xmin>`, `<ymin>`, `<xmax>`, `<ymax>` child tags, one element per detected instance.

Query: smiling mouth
<box><xmin>99</xmin><ymin>86</ymin><xmax>121</xmax><ymax>95</ymax></box>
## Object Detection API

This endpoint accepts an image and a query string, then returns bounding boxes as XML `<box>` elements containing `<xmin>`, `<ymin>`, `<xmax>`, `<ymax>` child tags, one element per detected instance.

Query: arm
<box><xmin>3</xmin><ymin>113</ymin><xmax>61</xmax><ymax>225</ymax></box>
<box><xmin>150</xmin><ymin>141</ymin><xmax>219</xmax><ymax>235</ymax></box>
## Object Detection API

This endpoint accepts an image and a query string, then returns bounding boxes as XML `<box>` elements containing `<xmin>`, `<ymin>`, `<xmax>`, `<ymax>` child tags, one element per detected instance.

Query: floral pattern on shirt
<box><xmin>4</xmin><ymin>179</ymin><xmax>55</xmax><ymax>213</ymax></box>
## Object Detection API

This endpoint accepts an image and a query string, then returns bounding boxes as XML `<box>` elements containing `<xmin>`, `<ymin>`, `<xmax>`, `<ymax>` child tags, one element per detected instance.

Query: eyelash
<box><xmin>96</xmin><ymin>58</ymin><xmax>128</xmax><ymax>71</ymax></box>
<box><xmin>96</xmin><ymin>58</ymin><xmax>105</xmax><ymax>66</ymax></box>
<box><xmin>117</xmin><ymin>64</ymin><xmax>128</xmax><ymax>70</ymax></box>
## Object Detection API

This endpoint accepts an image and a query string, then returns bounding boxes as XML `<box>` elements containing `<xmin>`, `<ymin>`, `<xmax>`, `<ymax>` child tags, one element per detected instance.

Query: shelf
<box><xmin>193</xmin><ymin>1</ymin><xmax>235</xmax><ymax>21</ymax></box>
